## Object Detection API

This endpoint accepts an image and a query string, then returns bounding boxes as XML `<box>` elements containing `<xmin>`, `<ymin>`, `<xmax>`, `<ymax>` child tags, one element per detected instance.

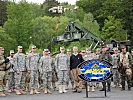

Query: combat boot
<box><xmin>3</xmin><ymin>91</ymin><xmax>10</xmax><ymax>96</ymax></box>
<box><xmin>91</xmin><ymin>86</ymin><xmax>95</xmax><ymax>92</ymax></box>
<box><xmin>44</xmin><ymin>88</ymin><xmax>48</xmax><ymax>94</ymax></box>
<box><xmin>59</xmin><ymin>85</ymin><xmax>63</xmax><ymax>94</ymax></box>
<box><xmin>128</xmin><ymin>85</ymin><xmax>131</xmax><ymax>91</ymax></box>
<box><xmin>0</xmin><ymin>92</ymin><xmax>6</xmax><ymax>97</ymax></box>
<box><xmin>20</xmin><ymin>89</ymin><xmax>26</xmax><ymax>95</ymax></box>
<box><xmin>87</xmin><ymin>86</ymin><xmax>90</xmax><ymax>92</ymax></box>
<box><xmin>30</xmin><ymin>89</ymin><xmax>34</xmax><ymax>95</ymax></box>
<box><xmin>34</xmin><ymin>89</ymin><xmax>40</xmax><ymax>94</ymax></box>
<box><xmin>15</xmin><ymin>89</ymin><xmax>21</xmax><ymax>95</ymax></box>
<box><xmin>47</xmin><ymin>89</ymin><xmax>52</xmax><ymax>94</ymax></box>
<box><xmin>62</xmin><ymin>85</ymin><xmax>67</xmax><ymax>93</ymax></box>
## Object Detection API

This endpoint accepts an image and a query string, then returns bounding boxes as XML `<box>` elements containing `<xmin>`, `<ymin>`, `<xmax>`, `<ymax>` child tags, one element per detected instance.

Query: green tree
<box><xmin>4</xmin><ymin>2</ymin><xmax>35</xmax><ymax>51</ymax></box>
<box><xmin>0</xmin><ymin>27</ymin><xmax>17</xmax><ymax>53</ymax></box>
<box><xmin>101</xmin><ymin>16</ymin><xmax>127</xmax><ymax>41</ymax></box>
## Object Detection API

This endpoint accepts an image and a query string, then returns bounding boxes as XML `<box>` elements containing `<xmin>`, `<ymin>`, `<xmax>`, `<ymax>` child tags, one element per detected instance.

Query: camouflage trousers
<box><xmin>15</xmin><ymin>71</ymin><xmax>26</xmax><ymax>90</ymax></box>
<box><xmin>42</xmin><ymin>71</ymin><xmax>52</xmax><ymax>89</ymax></box>
<box><xmin>0</xmin><ymin>71</ymin><xmax>5</xmax><ymax>92</ymax></box>
<box><xmin>112</xmin><ymin>68</ymin><xmax>121</xmax><ymax>85</ymax></box>
<box><xmin>58</xmin><ymin>70</ymin><xmax>68</xmax><ymax>85</ymax></box>
<box><xmin>8</xmin><ymin>72</ymin><xmax>15</xmax><ymax>90</ymax></box>
<box><xmin>30</xmin><ymin>70</ymin><xmax>39</xmax><ymax>89</ymax></box>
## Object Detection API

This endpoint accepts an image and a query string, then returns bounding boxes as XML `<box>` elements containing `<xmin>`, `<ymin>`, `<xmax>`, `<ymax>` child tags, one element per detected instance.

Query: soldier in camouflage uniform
<box><xmin>27</xmin><ymin>45</ymin><xmax>40</xmax><ymax>95</ymax></box>
<box><xmin>131</xmin><ymin>49</ymin><xmax>133</xmax><ymax>86</ymax></box>
<box><xmin>118</xmin><ymin>45</ymin><xmax>132</xmax><ymax>91</ymax></box>
<box><xmin>99</xmin><ymin>45</ymin><xmax>112</xmax><ymax>92</ymax></box>
<box><xmin>0</xmin><ymin>47</ymin><xmax>10</xmax><ymax>96</ymax></box>
<box><xmin>7</xmin><ymin>50</ymin><xmax>15</xmax><ymax>93</ymax></box>
<box><xmin>84</xmin><ymin>48</ymin><xmax>97</xmax><ymax>92</ymax></box>
<box><xmin>13</xmin><ymin>46</ymin><xmax>27</xmax><ymax>95</ymax></box>
<box><xmin>111</xmin><ymin>48</ymin><xmax>121</xmax><ymax>88</ymax></box>
<box><xmin>39</xmin><ymin>49</ymin><xmax>54</xmax><ymax>94</ymax></box>
<box><xmin>55</xmin><ymin>47</ymin><xmax>69</xmax><ymax>94</ymax></box>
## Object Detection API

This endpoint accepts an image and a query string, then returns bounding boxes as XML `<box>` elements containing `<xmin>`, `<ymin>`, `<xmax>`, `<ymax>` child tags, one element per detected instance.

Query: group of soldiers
<box><xmin>0</xmin><ymin>45</ymin><xmax>133</xmax><ymax>97</ymax></box>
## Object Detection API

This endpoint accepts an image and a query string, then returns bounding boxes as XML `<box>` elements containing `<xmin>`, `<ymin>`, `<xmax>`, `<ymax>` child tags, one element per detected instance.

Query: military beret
<box><xmin>0</xmin><ymin>47</ymin><xmax>4</xmax><ymax>50</ymax></box>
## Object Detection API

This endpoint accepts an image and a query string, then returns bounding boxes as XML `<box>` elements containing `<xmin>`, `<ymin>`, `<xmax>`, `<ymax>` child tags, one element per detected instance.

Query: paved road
<box><xmin>1</xmin><ymin>87</ymin><xmax>133</xmax><ymax>100</ymax></box>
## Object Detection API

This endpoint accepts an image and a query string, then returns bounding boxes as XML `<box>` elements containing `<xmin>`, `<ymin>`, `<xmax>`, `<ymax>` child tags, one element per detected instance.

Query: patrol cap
<box><xmin>121</xmin><ymin>45</ymin><xmax>126</xmax><ymax>49</ymax></box>
<box><xmin>0</xmin><ymin>47</ymin><xmax>4</xmax><ymax>50</ymax></box>
<box><xmin>101</xmin><ymin>45</ymin><xmax>107</xmax><ymax>48</ymax></box>
<box><xmin>86</xmin><ymin>48</ymin><xmax>91</xmax><ymax>51</ymax></box>
<box><xmin>32</xmin><ymin>45</ymin><xmax>36</xmax><ymax>49</ymax></box>
<box><xmin>113</xmin><ymin>47</ymin><xmax>118</xmax><ymax>51</ymax></box>
<box><xmin>96</xmin><ymin>48</ymin><xmax>101</xmax><ymax>51</ymax></box>
<box><xmin>10</xmin><ymin>50</ymin><xmax>14</xmax><ymax>54</ymax></box>
<box><xmin>67</xmin><ymin>49</ymin><xmax>71</xmax><ymax>52</ymax></box>
<box><xmin>18</xmin><ymin>46</ymin><xmax>23</xmax><ymax>49</ymax></box>
<box><xmin>60</xmin><ymin>46</ymin><xmax>65</xmax><ymax>50</ymax></box>
<box><xmin>44</xmin><ymin>49</ymin><xmax>49</xmax><ymax>52</ymax></box>
<box><xmin>81</xmin><ymin>50</ymin><xmax>86</xmax><ymax>53</ymax></box>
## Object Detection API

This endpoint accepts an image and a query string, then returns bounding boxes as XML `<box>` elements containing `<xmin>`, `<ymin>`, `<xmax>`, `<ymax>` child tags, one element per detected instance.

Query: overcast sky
<box><xmin>15</xmin><ymin>0</ymin><xmax>77</xmax><ymax>5</ymax></box>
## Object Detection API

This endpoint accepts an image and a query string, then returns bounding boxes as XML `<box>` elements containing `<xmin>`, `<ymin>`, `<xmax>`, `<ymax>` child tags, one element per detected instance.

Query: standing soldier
<box><xmin>99</xmin><ymin>45</ymin><xmax>112</xmax><ymax>92</ymax></box>
<box><xmin>7</xmin><ymin>50</ymin><xmax>15</xmax><ymax>93</ymax></box>
<box><xmin>118</xmin><ymin>45</ymin><xmax>132</xmax><ymax>91</ymax></box>
<box><xmin>0</xmin><ymin>47</ymin><xmax>10</xmax><ymax>97</ymax></box>
<box><xmin>95</xmin><ymin>48</ymin><xmax>101</xmax><ymax>59</ymax></box>
<box><xmin>55</xmin><ymin>47</ymin><xmax>69</xmax><ymax>94</ymax></box>
<box><xmin>39</xmin><ymin>49</ymin><xmax>54</xmax><ymax>94</ymax></box>
<box><xmin>84</xmin><ymin>48</ymin><xmax>96</xmax><ymax>92</ymax></box>
<box><xmin>70</xmin><ymin>46</ymin><xmax>84</xmax><ymax>93</ymax></box>
<box><xmin>131</xmin><ymin>49</ymin><xmax>133</xmax><ymax>87</ymax></box>
<box><xmin>112</xmin><ymin>48</ymin><xmax>121</xmax><ymax>88</ymax></box>
<box><xmin>27</xmin><ymin>45</ymin><xmax>40</xmax><ymax>95</ymax></box>
<box><xmin>13</xmin><ymin>46</ymin><xmax>26</xmax><ymax>95</ymax></box>
<box><xmin>66</xmin><ymin>49</ymin><xmax>72</xmax><ymax>89</ymax></box>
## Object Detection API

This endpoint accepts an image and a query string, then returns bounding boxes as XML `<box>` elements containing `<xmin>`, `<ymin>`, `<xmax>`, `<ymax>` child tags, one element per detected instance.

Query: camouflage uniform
<box><xmin>118</xmin><ymin>51</ymin><xmax>132</xmax><ymax>90</ymax></box>
<box><xmin>55</xmin><ymin>53</ymin><xmax>69</xmax><ymax>86</ymax></box>
<box><xmin>99</xmin><ymin>50</ymin><xmax>112</xmax><ymax>91</ymax></box>
<box><xmin>27</xmin><ymin>52</ymin><xmax>40</xmax><ymax>90</ymax></box>
<box><xmin>112</xmin><ymin>53</ymin><xmax>121</xmax><ymax>87</ymax></box>
<box><xmin>7</xmin><ymin>55</ymin><xmax>15</xmax><ymax>91</ymax></box>
<box><xmin>39</xmin><ymin>55</ymin><xmax>54</xmax><ymax>89</ymax></box>
<box><xmin>0</xmin><ymin>52</ymin><xmax>6</xmax><ymax>94</ymax></box>
<box><xmin>13</xmin><ymin>52</ymin><xmax>26</xmax><ymax>90</ymax></box>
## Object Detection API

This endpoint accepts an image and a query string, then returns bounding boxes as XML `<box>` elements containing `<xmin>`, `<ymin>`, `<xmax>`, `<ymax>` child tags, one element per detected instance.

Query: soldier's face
<box><xmin>102</xmin><ymin>47</ymin><xmax>107</xmax><ymax>52</ymax></box>
<box><xmin>10</xmin><ymin>53</ymin><xmax>14</xmax><ymax>57</ymax></box>
<box><xmin>122</xmin><ymin>48</ymin><xmax>126</xmax><ymax>53</ymax></box>
<box><xmin>44</xmin><ymin>51</ymin><xmax>49</xmax><ymax>55</ymax></box>
<box><xmin>114</xmin><ymin>50</ymin><xmax>118</xmax><ymax>54</ymax></box>
<box><xmin>67</xmin><ymin>51</ymin><xmax>71</xmax><ymax>55</ymax></box>
<box><xmin>60</xmin><ymin>49</ymin><xmax>65</xmax><ymax>53</ymax></box>
<box><xmin>0</xmin><ymin>49</ymin><xmax>4</xmax><ymax>54</ymax></box>
<box><xmin>86</xmin><ymin>50</ymin><xmax>91</xmax><ymax>54</ymax></box>
<box><xmin>18</xmin><ymin>48</ymin><xmax>22</xmax><ymax>53</ymax></box>
<box><xmin>32</xmin><ymin>48</ymin><xmax>36</xmax><ymax>52</ymax></box>
<box><xmin>96</xmin><ymin>50</ymin><xmax>100</xmax><ymax>54</ymax></box>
